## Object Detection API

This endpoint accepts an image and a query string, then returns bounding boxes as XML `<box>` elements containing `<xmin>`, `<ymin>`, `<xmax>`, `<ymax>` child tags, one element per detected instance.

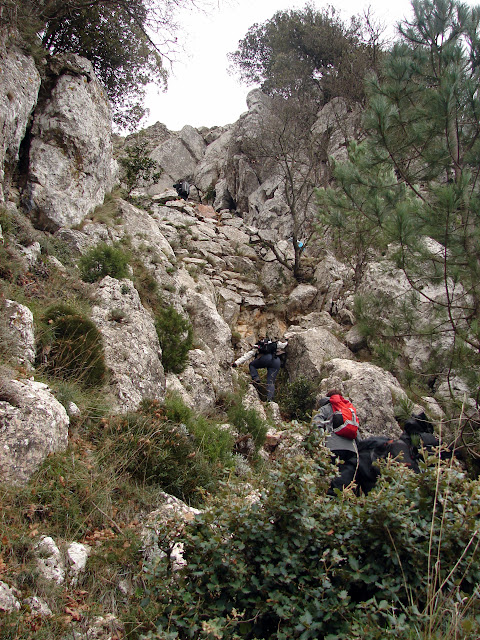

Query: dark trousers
<box><xmin>328</xmin><ymin>450</ymin><xmax>358</xmax><ymax>495</ymax></box>
<box><xmin>249</xmin><ymin>354</ymin><xmax>281</xmax><ymax>401</ymax></box>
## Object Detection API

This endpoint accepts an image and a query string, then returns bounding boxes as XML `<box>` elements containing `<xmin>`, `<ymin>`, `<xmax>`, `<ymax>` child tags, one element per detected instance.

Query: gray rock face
<box><xmin>285</xmin><ymin>327</ymin><xmax>353</xmax><ymax>382</ymax></box>
<box><xmin>286</xmin><ymin>284</ymin><xmax>319</xmax><ymax>317</ymax></box>
<box><xmin>312</xmin><ymin>97</ymin><xmax>361</xmax><ymax>163</ymax></box>
<box><xmin>90</xmin><ymin>277</ymin><xmax>166</xmax><ymax>413</ymax></box>
<box><xmin>319</xmin><ymin>359</ymin><xmax>407</xmax><ymax>438</ymax></box>
<box><xmin>194</xmin><ymin>127</ymin><xmax>233</xmax><ymax>196</ymax></box>
<box><xmin>27</xmin><ymin>53</ymin><xmax>116</xmax><ymax>230</ymax></box>
<box><xmin>185</xmin><ymin>291</ymin><xmax>234</xmax><ymax>366</ymax></box>
<box><xmin>148</xmin><ymin>125</ymin><xmax>207</xmax><ymax>194</ymax></box>
<box><xmin>1</xmin><ymin>300</ymin><xmax>35</xmax><ymax>369</ymax></box>
<box><xmin>0</xmin><ymin>45</ymin><xmax>41</xmax><ymax>203</ymax></box>
<box><xmin>0</xmin><ymin>581</ymin><xmax>21</xmax><ymax>612</ymax></box>
<box><xmin>166</xmin><ymin>347</ymin><xmax>220</xmax><ymax>413</ymax></box>
<box><xmin>0</xmin><ymin>379</ymin><xmax>69</xmax><ymax>485</ymax></box>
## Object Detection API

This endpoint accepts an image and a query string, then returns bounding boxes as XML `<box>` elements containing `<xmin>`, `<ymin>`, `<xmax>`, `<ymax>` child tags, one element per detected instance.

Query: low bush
<box><xmin>36</xmin><ymin>303</ymin><xmax>106</xmax><ymax>387</ymax></box>
<box><xmin>276</xmin><ymin>374</ymin><xmax>317</xmax><ymax>421</ymax></box>
<box><xmin>119</xmin><ymin>140</ymin><xmax>162</xmax><ymax>196</ymax></box>
<box><xmin>143</xmin><ymin>454</ymin><xmax>480</xmax><ymax>640</ymax></box>
<box><xmin>222</xmin><ymin>391</ymin><xmax>268</xmax><ymax>448</ymax></box>
<box><xmin>94</xmin><ymin>398</ymin><xmax>233</xmax><ymax>505</ymax></box>
<box><xmin>163</xmin><ymin>393</ymin><xmax>235</xmax><ymax>466</ymax></box>
<box><xmin>78</xmin><ymin>242</ymin><xmax>130</xmax><ymax>283</ymax></box>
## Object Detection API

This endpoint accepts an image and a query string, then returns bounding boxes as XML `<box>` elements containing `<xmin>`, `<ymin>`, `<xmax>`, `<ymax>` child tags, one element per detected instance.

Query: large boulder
<box><xmin>285</xmin><ymin>327</ymin><xmax>353</xmax><ymax>382</ymax></box>
<box><xmin>26</xmin><ymin>53</ymin><xmax>116</xmax><ymax>230</ymax></box>
<box><xmin>90</xmin><ymin>277</ymin><xmax>166</xmax><ymax>413</ymax></box>
<box><xmin>194</xmin><ymin>127</ymin><xmax>233</xmax><ymax>195</ymax></box>
<box><xmin>166</xmin><ymin>346</ymin><xmax>225</xmax><ymax>413</ymax></box>
<box><xmin>311</xmin><ymin>97</ymin><xmax>362</xmax><ymax>163</ymax></box>
<box><xmin>185</xmin><ymin>291</ymin><xmax>234</xmax><ymax>366</ymax></box>
<box><xmin>0</xmin><ymin>378</ymin><xmax>69</xmax><ymax>485</ymax></box>
<box><xmin>148</xmin><ymin>125</ymin><xmax>207</xmax><ymax>194</ymax></box>
<box><xmin>318</xmin><ymin>358</ymin><xmax>407</xmax><ymax>438</ymax></box>
<box><xmin>0</xmin><ymin>45</ymin><xmax>41</xmax><ymax>203</ymax></box>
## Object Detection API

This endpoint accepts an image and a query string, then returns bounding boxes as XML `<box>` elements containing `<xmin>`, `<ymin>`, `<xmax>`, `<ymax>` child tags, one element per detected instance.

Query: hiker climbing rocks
<box><xmin>311</xmin><ymin>390</ymin><xmax>360</xmax><ymax>495</ymax></box>
<box><xmin>173</xmin><ymin>180</ymin><xmax>190</xmax><ymax>199</ymax></box>
<box><xmin>231</xmin><ymin>337</ymin><xmax>288</xmax><ymax>402</ymax></box>
<box><xmin>355</xmin><ymin>411</ymin><xmax>453</xmax><ymax>494</ymax></box>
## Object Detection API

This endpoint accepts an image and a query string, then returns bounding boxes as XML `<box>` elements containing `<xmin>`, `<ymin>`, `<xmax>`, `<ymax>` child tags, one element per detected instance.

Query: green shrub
<box><xmin>143</xmin><ymin>455</ymin><xmax>480</xmax><ymax>640</ymax></box>
<box><xmin>78</xmin><ymin>242</ymin><xmax>130</xmax><ymax>283</ymax></box>
<box><xmin>155</xmin><ymin>305</ymin><xmax>193</xmax><ymax>374</ymax></box>
<box><xmin>163</xmin><ymin>393</ymin><xmax>235</xmax><ymax>466</ymax></box>
<box><xmin>37</xmin><ymin>303</ymin><xmax>106</xmax><ymax>387</ymax></box>
<box><xmin>222</xmin><ymin>392</ymin><xmax>268</xmax><ymax>448</ymax></box>
<box><xmin>276</xmin><ymin>374</ymin><xmax>317</xmax><ymax>421</ymax></box>
<box><xmin>95</xmin><ymin>399</ymin><xmax>228</xmax><ymax>504</ymax></box>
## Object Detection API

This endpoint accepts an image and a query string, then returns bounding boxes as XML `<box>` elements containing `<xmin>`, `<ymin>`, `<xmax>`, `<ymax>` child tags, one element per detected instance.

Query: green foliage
<box><xmin>276</xmin><ymin>374</ymin><xmax>317</xmax><ymax>421</ymax></box>
<box><xmin>95</xmin><ymin>398</ymin><xmax>233</xmax><ymax>504</ymax></box>
<box><xmin>222</xmin><ymin>391</ymin><xmax>268</xmax><ymax>448</ymax></box>
<box><xmin>6</xmin><ymin>0</ymin><xmax>177</xmax><ymax>129</ymax></box>
<box><xmin>229</xmin><ymin>5</ymin><xmax>382</xmax><ymax>104</ymax></box>
<box><xmin>326</xmin><ymin>0</ymin><xmax>480</xmax><ymax>402</ymax></box>
<box><xmin>143</xmin><ymin>455</ymin><xmax>480</xmax><ymax>640</ymax></box>
<box><xmin>36</xmin><ymin>303</ymin><xmax>106</xmax><ymax>387</ymax></box>
<box><xmin>78</xmin><ymin>242</ymin><xmax>130</xmax><ymax>283</ymax></box>
<box><xmin>163</xmin><ymin>393</ymin><xmax>235</xmax><ymax>467</ymax></box>
<box><xmin>119</xmin><ymin>140</ymin><xmax>162</xmax><ymax>195</ymax></box>
<box><xmin>155</xmin><ymin>305</ymin><xmax>193</xmax><ymax>374</ymax></box>
<box><xmin>316</xmin><ymin>141</ymin><xmax>407</xmax><ymax>290</ymax></box>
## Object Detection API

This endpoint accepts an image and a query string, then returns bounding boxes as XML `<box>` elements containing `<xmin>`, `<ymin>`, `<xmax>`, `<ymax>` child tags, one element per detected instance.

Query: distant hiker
<box><xmin>311</xmin><ymin>390</ymin><xmax>360</xmax><ymax>495</ymax></box>
<box><xmin>173</xmin><ymin>180</ymin><xmax>190</xmax><ymax>199</ymax></box>
<box><xmin>231</xmin><ymin>337</ymin><xmax>288</xmax><ymax>402</ymax></box>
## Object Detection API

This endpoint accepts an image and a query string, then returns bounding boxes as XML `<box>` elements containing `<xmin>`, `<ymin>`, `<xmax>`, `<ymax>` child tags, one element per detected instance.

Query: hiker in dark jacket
<box><xmin>173</xmin><ymin>180</ymin><xmax>190</xmax><ymax>199</ymax></box>
<box><xmin>356</xmin><ymin>411</ymin><xmax>453</xmax><ymax>493</ymax></box>
<box><xmin>231</xmin><ymin>338</ymin><xmax>288</xmax><ymax>402</ymax></box>
<box><xmin>311</xmin><ymin>390</ymin><xmax>359</xmax><ymax>494</ymax></box>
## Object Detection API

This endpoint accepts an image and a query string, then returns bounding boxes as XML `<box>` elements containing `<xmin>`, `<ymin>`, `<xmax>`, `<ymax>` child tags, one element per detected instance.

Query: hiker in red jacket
<box><xmin>311</xmin><ymin>389</ymin><xmax>360</xmax><ymax>495</ymax></box>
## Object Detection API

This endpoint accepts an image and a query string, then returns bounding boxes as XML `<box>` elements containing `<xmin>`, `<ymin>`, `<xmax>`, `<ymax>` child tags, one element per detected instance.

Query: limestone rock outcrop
<box><xmin>1</xmin><ymin>300</ymin><xmax>35</xmax><ymax>370</ymax></box>
<box><xmin>0</xmin><ymin>45</ymin><xmax>41</xmax><ymax>203</ymax></box>
<box><xmin>26</xmin><ymin>54</ymin><xmax>116</xmax><ymax>230</ymax></box>
<box><xmin>90</xmin><ymin>276</ymin><xmax>166</xmax><ymax>413</ymax></box>
<box><xmin>0</xmin><ymin>378</ymin><xmax>69</xmax><ymax>485</ymax></box>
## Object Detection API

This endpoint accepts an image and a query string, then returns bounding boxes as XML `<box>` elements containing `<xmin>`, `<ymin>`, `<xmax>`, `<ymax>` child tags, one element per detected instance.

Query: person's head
<box><xmin>326</xmin><ymin>389</ymin><xmax>342</xmax><ymax>397</ymax></box>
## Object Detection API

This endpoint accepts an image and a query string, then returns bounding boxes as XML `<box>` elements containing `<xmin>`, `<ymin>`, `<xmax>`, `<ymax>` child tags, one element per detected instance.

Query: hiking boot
<box><xmin>251</xmin><ymin>378</ymin><xmax>267</xmax><ymax>402</ymax></box>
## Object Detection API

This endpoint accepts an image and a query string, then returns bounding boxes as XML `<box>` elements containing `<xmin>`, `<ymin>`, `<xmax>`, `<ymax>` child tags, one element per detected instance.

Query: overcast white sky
<box><xmin>141</xmin><ymin>0</ymin><xmax>417</xmax><ymax>131</ymax></box>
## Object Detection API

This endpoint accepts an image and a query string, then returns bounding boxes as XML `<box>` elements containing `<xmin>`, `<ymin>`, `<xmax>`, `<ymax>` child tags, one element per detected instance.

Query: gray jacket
<box><xmin>311</xmin><ymin>399</ymin><xmax>357</xmax><ymax>454</ymax></box>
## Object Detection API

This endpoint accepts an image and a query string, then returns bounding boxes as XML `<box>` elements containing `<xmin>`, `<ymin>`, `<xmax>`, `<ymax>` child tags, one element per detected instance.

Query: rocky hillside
<box><xmin>0</xmin><ymin>41</ymin><xmax>478</xmax><ymax>638</ymax></box>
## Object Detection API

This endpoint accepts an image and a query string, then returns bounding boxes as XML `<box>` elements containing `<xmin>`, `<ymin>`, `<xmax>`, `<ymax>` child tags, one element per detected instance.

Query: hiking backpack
<box><xmin>256</xmin><ymin>338</ymin><xmax>277</xmax><ymax>355</ymax></box>
<box><xmin>328</xmin><ymin>393</ymin><xmax>359</xmax><ymax>440</ymax></box>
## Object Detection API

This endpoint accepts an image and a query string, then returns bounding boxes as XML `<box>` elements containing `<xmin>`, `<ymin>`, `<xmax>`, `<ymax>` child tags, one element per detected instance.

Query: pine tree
<box><xmin>319</xmin><ymin>0</ymin><xmax>480</xmax><ymax>408</ymax></box>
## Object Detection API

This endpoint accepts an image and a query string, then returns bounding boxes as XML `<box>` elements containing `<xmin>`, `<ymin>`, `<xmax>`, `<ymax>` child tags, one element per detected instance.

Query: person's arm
<box><xmin>232</xmin><ymin>348</ymin><xmax>256</xmax><ymax>367</ymax></box>
<box><xmin>311</xmin><ymin>402</ymin><xmax>333</xmax><ymax>430</ymax></box>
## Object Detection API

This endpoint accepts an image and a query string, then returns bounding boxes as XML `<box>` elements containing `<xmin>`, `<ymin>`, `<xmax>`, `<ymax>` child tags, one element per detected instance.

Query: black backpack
<box><xmin>256</xmin><ymin>338</ymin><xmax>277</xmax><ymax>355</ymax></box>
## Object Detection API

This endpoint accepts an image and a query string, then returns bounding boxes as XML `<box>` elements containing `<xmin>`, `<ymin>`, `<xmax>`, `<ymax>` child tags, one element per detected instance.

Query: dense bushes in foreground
<box><xmin>143</xmin><ymin>454</ymin><xmax>480</xmax><ymax>640</ymax></box>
